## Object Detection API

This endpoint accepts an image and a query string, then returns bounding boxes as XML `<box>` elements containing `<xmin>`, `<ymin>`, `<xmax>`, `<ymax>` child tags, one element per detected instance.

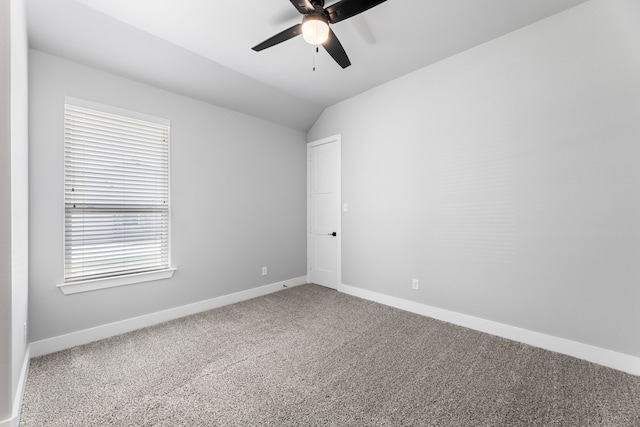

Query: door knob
<box><xmin>328</xmin><ymin>232</ymin><xmax>337</xmax><ymax>237</ymax></box>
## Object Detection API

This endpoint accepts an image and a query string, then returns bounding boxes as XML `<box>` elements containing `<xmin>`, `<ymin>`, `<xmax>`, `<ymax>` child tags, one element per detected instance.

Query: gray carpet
<box><xmin>20</xmin><ymin>284</ymin><xmax>640</xmax><ymax>426</ymax></box>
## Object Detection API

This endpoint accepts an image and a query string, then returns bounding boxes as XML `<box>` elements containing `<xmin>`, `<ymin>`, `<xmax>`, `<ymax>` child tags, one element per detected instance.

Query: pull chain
<box><xmin>313</xmin><ymin>46</ymin><xmax>319</xmax><ymax>72</ymax></box>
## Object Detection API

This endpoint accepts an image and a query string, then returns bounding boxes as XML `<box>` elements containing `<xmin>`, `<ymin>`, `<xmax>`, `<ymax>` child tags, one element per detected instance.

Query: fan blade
<box><xmin>325</xmin><ymin>0</ymin><xmax>387</xmax><ymax>24</ymax></box>
<box><xmin>289</xmin><ymin>0</ymin><xmax>314</xmax><ymax>14</ymax></box>
<box><xmin>252</xmin><ymin>24</ymin><xmax>303</xmax><ymax>51</ymax></box>
<box><xmin>323</xmin><ymin>29</ymin><xmax>351</xmax><ymax>68</ymax></box>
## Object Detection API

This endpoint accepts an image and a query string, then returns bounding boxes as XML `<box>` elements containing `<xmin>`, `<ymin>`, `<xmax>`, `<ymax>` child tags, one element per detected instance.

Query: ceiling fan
<box><xmin>252</xmin><ymin>0</ymin><xmax>388</xmax><ymax>69</ymax></box>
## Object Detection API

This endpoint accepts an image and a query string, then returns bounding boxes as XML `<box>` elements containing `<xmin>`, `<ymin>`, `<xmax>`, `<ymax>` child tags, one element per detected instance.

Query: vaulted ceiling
<box><xmin>27</xmin><ymin>0</ymin><xmax>589</xmax><ymax>131</ymax></box>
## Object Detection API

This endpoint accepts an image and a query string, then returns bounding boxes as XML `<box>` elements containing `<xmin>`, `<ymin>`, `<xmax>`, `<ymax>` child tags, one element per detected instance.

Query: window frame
<box><xmin>57</xmin><ymin>97</ymin><xmax>175</xmax><ymax>295</ymax></box>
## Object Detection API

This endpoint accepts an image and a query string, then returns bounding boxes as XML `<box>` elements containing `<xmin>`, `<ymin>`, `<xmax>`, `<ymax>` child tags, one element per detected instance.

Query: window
<box><xmin>60</xmin><ymin>98</ymin><xmax>174</xmax><ymax>294</ymax></box>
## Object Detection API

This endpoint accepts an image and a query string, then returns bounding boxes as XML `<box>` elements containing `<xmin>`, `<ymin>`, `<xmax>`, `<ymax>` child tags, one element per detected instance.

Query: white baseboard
<box><xmin>0</xmin><ymin>347</ymin><xmax>30</xmax><ymax>427</ymax></box>
<box><xmin>30</xmin><ymin>276</ymin><xmax>307</xmax><ymax>358</ymax></box>
<box><xmin>338</xmin><ymin>283</ymin><xmax>640</xmax><ymax>377</ymax></box>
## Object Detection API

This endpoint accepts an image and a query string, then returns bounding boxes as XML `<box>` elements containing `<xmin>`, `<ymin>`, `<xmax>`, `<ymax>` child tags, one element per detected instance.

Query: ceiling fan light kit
<box><xmin>252</xmin><ymin>0</ymin><xmax>388</xmax><ymax>69</ymax></box>
<box><xmin>302</xmin><ymin>15</ymin><xmax>330</xmax><ymax>45</ymax></box>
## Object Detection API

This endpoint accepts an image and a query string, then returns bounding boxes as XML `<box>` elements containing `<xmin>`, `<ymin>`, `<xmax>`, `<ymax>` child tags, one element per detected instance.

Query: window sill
<box><xmin>57</xmin><ymin>268</ymin><xmax>177</xmax><ymax>295</ymax></box>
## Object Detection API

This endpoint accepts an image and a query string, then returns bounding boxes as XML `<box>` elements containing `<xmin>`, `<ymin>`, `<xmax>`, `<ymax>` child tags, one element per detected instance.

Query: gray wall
<box><xmin>29</xmin><ymin>50</ymin><xmax>307</xmax><ymax>342</ymax></box>
<box><xmin>308</xmin><ymin>0</ymin><xmax>640</xmax><ymax>357</ymax></box>
<box><xmin>1</xmin><ymin>0</ymin><xmax>29</xmax><ymax>424</ymax></box>
<box><xmin>1</xmin><ymin>0</ymin><xmax>13</xmax><ymax>419</ymax></box>
<box><xmin>10</xmin><ymin>0</ymin><xmax>29</xmax><ymax>409</ymax></box>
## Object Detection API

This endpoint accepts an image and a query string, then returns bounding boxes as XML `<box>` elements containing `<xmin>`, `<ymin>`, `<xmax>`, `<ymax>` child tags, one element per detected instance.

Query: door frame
<box><xmin>307</xmin><ymin>134</ymin><xmax>342</xmax><ymax>288</ymax></box>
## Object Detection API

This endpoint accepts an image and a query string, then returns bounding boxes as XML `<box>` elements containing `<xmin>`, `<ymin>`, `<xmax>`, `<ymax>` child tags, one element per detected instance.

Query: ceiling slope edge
<box><xmin>26</xmin><ymin>0</ymin><xmax>322</xmax><ymax>132</ymax></box>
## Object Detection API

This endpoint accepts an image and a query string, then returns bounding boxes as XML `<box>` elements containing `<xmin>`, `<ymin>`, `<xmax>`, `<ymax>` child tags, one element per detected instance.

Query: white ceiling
<box><xmin>27</xmin><ymin>0</ymin><xmax>589</xmax><ymax>131</ymax></box>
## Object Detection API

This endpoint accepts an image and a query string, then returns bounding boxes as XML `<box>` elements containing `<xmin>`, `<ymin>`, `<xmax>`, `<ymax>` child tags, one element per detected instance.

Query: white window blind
<box><xmin>64</xmin><ymin>101</ymin><xmax>170</xmax><ymax>283</ymax></box>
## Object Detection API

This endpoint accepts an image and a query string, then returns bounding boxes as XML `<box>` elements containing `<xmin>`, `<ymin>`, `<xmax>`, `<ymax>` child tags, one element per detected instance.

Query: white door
<box><xmin>308</xmin><ymin>135</ymin><xmax>341</xmax><ymax>289</ymax></box>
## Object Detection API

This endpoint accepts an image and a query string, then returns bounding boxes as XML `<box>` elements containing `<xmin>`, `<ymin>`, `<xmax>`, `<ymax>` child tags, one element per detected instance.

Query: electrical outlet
<box><xmin>262</xmin><ymin>266</ymin><xmax>268</xmax><ymax>276</ymax></box>
<box><xmin>23</xmin><ymin>322</ymin><xmax>27</xmax><ymax>342</ymax></box>
<box><xmin>412</xmin><ymin>279</ymin><xmax>420</xmax><ymax>290</ymax></box>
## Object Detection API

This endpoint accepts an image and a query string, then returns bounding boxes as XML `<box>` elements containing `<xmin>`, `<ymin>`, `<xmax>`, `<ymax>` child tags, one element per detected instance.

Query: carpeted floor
<box><xmin>20</xmin><ymin>284</ymin><xmax>640</xmax><ymax>426</ymax></box>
